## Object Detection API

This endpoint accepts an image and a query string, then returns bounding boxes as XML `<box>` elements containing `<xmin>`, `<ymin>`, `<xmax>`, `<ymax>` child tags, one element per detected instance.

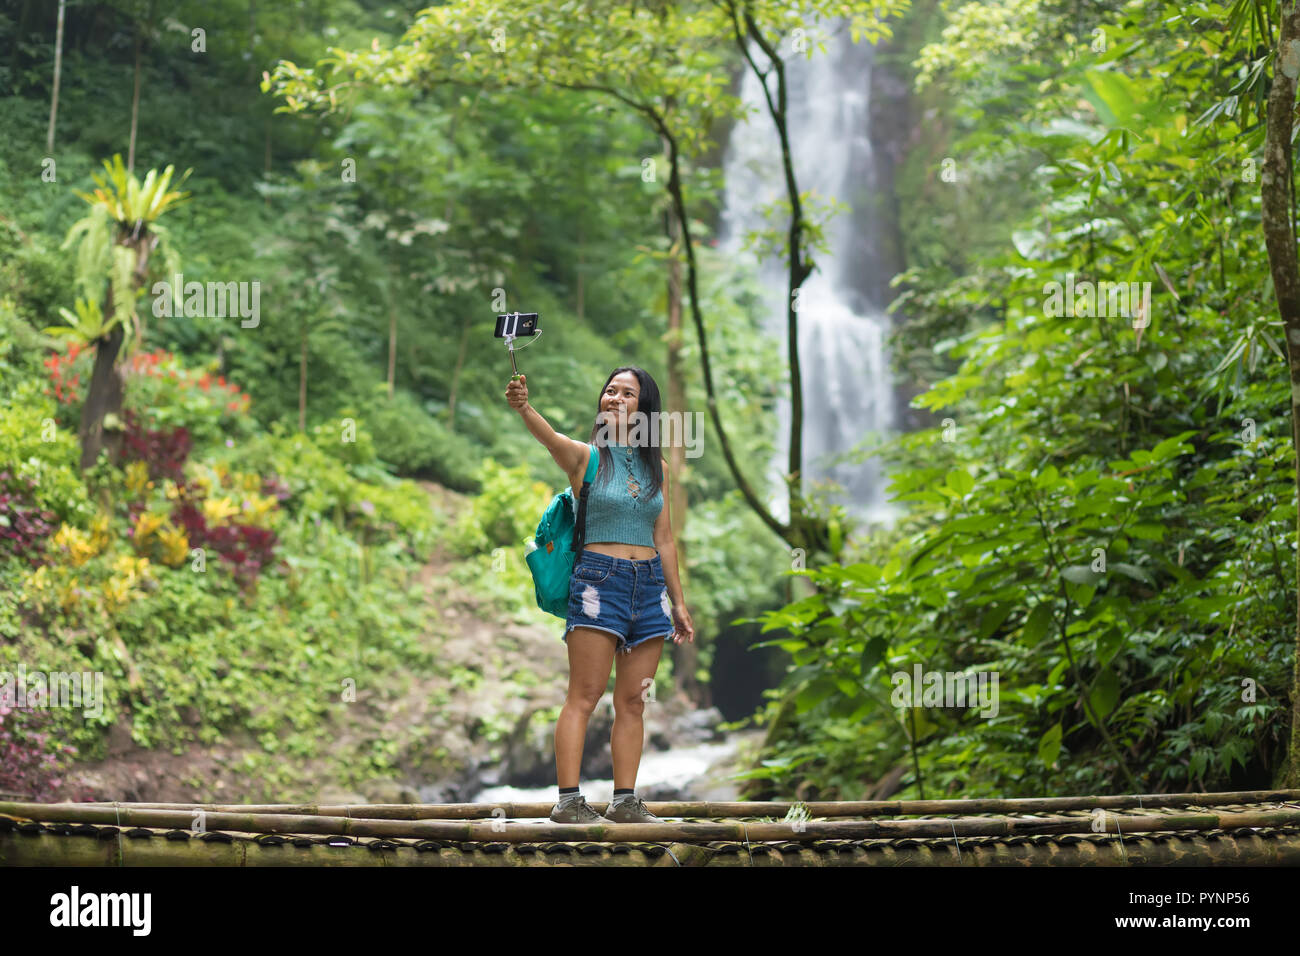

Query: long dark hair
<box><xmin>584</xmin><ymin>366</ymin><xmax>664</xmax><ymax>500</ymax></box>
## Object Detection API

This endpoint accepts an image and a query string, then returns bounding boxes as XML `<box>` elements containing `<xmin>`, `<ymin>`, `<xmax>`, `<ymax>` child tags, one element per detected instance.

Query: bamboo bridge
<box><xmin>3</xmin><ymin>789</ymin><xmax>1300</xmax><ymax>866</ymax></box>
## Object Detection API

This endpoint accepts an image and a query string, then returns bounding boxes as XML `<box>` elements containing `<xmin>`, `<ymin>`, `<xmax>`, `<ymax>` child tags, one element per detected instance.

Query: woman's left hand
<box><xmin>671</xmin><ymin>604</ymin><xmax>695</xmax><ymax>644</ymax></box>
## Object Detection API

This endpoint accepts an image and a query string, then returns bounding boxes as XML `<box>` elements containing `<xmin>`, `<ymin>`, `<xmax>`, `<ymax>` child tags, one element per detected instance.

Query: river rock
<box><xmin>361</xmin><ymin>778</ymin><xmax>420</xmax><ymax>804</ymax></box>
<box><xmin>670</xmin><ymin>706</ymin><xmax>725</xmax><ymax>743</ymax></box>
<box><xmin>316</xmin><ymin>785</ymin><xmax>369</xmax><ymax>805</ymax></box>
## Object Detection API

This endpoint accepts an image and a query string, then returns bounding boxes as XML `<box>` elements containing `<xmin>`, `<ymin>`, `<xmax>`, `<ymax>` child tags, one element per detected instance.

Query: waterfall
<box><xmin>718</xmin><ymin>19</ymin><xmax>901</xmax><ymax>531</ymax></box>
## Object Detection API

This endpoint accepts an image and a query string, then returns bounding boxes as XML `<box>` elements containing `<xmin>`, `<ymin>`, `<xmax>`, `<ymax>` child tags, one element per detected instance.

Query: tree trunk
<box><xmin>46</xmin><ymin>0</ymin><xmax>66</xmax><ymax>153</ymax></box>
<box><xmin>79</xmin><ymin>324</ymin><xmax>126</xmax><ymax>471</ymax></box>
<box><xmin>79</xmin><ymin>232</ymin><xmax>155</xmax><ymax>471</ymax></box>
<box><xmin>1260</xmin><ymin>0</ymin><xmax>1300</xmax><ymax>790</ymax></box>
<box><xmin>127</xmin><ymin>26</ymin><xmax>141</xmax><ymax>173</ymax></box>
<box><xmin>664</xmin><ymin>196</ymin><xmax>705</xmax><ymax>708</ymax></box>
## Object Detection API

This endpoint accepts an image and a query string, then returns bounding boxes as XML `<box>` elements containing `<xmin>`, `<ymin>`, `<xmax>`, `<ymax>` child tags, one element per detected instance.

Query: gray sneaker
<box><xmin>549</xmin><ymin>795</ymin><xmax>602</xmax><ymax>823</ymax></box>
<box><xmin>602</xmin><ymin>796</ymin><xmax>661</xmax><ymax>823</ymax></box>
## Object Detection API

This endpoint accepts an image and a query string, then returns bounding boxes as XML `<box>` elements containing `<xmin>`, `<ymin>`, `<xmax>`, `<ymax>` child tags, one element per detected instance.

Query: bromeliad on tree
<box><xmin>44</xmin><ymin>153</ymin><xmax>192</xmax><ymax>471</ymax></box>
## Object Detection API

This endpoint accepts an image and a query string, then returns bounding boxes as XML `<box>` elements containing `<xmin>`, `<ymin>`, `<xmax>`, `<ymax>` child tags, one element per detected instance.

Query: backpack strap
<box><xmin>571</xmin><ymin>443</ymin><xmax>598</xmax><ymax>553</ymax></box>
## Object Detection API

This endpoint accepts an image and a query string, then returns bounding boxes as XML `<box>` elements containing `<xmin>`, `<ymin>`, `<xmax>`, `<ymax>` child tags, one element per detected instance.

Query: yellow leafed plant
<box><xmin>202</xmin><ymin>496</ymin><xmax>241</xmax><ymax>527</ymax></box>
<box><xmin>132</xmin><ymin>510</ymin><xmax>166</xmax><ymax>547</ymax></box>
<box><xmin>89</xmin><ymin>510</ymin><xmax>111</xmax><ymax>552</ymax></box>
<box><xmin>112</xmin><ymin>553</ymin><xmax>152</xmax><ymax>586</ymax></box>
<box><xmin>125</xmin><ymin>460</ymin><xmax>151</xmax><ymax>497</ymax></box>
<box><xmin>237</xmin><ymin>492</ymin><xmax>279</xmax><ymax>528</ymax></box>
<box><xmin>102</xmin><ymin>576</ymin><xmax>133</xmax><ymax>614</ymax></box>
<box><xmin>51</xmin><ymin>524</ymin><xmax>99</xmax><ymax>567</ymax></box>
<box><xmin>156</xmin><ymin>523</ymin><xmax>190</xmax><ymax>567</ymax></box>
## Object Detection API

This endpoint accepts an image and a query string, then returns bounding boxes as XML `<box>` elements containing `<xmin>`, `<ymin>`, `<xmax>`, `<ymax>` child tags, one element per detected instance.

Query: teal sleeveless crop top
<box><xmin>580</xmin><ymin>443</ymin><xmax>663</xmax><ymax>549</ymax></box>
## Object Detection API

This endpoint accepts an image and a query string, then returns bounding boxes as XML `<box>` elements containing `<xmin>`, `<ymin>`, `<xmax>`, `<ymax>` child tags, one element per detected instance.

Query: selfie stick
<box><xmin>506</xmin><ymin>329</ymin><xmax>520</xmax><ymax>378</ymax></box>
<box><xmin>503</xmin><ymin>312</ymin><xmax>541</xmax><ymax>379</ymax></box>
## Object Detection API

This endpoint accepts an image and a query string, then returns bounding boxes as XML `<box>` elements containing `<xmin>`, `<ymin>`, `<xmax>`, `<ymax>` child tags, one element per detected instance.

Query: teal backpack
<box><xmin>525</xmin><ymin>443</ymin><xmax>599</xmax><ymax>618</ymax></box>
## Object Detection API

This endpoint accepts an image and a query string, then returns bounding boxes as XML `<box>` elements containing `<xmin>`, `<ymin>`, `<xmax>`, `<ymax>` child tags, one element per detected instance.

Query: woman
<box><xmin>506</xmin><ymin>366</ymin><xmax>695</xmax><ymax>824</ymax></box>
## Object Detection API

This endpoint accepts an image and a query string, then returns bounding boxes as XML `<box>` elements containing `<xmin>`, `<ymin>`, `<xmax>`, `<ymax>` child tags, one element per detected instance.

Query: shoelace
<box><xmin>623</xmin><ymin>797</ymin><xmax>656</xmax><ymax>819</ymax></box>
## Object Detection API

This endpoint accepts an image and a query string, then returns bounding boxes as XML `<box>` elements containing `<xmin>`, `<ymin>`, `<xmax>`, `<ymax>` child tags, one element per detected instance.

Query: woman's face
<box><xmin>600</xmin><ymin>372</ymin><xmax>641</xmax><ymax>438</ymax></box>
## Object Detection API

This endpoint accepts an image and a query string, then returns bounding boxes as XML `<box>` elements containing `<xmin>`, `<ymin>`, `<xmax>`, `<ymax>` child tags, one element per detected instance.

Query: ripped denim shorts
<box><xmin>563</xmin><ymin>549</ymin><xmax>674</xmax><ymax>655</ymax></box>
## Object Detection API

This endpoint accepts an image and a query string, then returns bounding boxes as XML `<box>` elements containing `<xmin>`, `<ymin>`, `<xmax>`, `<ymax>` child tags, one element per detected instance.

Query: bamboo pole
<box><xmin>5</xmin><ymin>802</ymin><xmax>1300</xmax><ymax>844</ymax></box>
<box><xmin>52</xmin><ymin>788</ymin><xmax>1300</xmax><ymax>820</ymax></box>
<box><xmin>4</xmin><ymin>824</ymin><xmax>1300</xmax><ymax>866</ymax></box>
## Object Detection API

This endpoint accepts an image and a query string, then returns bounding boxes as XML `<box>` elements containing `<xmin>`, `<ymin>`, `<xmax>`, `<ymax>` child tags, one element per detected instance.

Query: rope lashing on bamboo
<box><xmin>114</xmin><ymin>801</ymin><xmax>123</xmax><ymax>867</ymax></box>
<box><xmin>950</xmin><ymin>820</ymin><xmax>961</xmax><ymax>864</ymax></box>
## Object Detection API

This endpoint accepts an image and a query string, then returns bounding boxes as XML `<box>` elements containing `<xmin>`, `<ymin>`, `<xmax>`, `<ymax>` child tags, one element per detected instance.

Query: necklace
<box><xmin>624</xmin><ymin>446</ymin><xmax>641</xmax><ymax>499</ymax></box>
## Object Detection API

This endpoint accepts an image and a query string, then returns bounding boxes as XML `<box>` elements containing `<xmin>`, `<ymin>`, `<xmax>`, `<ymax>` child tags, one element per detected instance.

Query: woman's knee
<box><xmin>563</xmin><ymin>691</ymin><xmax>603</xmax><ymax>717</ymax></box>
<box><xmin>612</xmin><ymin>692</ymin><xmax>646</xmax><ymax>718</ymax></box>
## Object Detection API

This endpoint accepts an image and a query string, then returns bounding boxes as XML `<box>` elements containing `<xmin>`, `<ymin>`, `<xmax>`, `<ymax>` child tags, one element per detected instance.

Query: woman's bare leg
<box><xmin>610</xmin><ymin>636</ymin><xmax>664</xmax><ymax>790</ymax></box>
<box><xmin>555</xmin><ymin>628</ymin><xmax>616</xmax><ymax>788</ymax></box>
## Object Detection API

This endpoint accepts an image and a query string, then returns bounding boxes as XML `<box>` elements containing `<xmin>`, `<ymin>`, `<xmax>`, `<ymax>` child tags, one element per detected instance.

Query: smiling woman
<box><xmin>505</xmin><ymin>364</ymin><xmax>695</xmax><ymax>825</ymax></box>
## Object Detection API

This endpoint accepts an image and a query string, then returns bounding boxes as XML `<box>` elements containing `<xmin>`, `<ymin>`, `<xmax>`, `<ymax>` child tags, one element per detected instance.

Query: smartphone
<box><xmin>495</xmin><ymin>312</ymin><xmax>540</xmax><ymax>337</ymax></box>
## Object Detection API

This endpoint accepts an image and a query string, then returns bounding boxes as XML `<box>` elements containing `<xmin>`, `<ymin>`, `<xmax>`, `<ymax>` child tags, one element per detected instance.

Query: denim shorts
<box><xmin>563</xmin><ymin>550</ymin><xmax>674</xmax><ymax>655</ymax></box>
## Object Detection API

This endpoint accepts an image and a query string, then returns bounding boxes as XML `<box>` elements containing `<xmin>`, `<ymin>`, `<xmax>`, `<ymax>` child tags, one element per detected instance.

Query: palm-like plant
<box><xmin>53</xmin><ymin>153</ymin><xmax>193</xmax><ymax>470</ymax></box>
<box><xmin>73</xmin><ymin>153</ymin><xmax>192</xmax><ymax>230</ymax></box>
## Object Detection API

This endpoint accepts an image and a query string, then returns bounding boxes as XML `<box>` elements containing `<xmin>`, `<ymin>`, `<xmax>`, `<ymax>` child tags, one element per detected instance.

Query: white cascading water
<box><xmin>717</xmin><ymin>19</ymin><xmax>900</xmax><ymax>530</ymax></box>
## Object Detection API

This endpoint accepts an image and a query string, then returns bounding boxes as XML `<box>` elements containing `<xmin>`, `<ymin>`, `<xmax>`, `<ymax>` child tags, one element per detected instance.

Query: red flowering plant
<box><xmin>40</xmin><ymin>340</ymin><xmax>93</xmax><ymax>431</ymax></box>
<box><xmin>122</xmin><ymin>349</ymin><xmax>253</xmax><ymax>450</ymax></box>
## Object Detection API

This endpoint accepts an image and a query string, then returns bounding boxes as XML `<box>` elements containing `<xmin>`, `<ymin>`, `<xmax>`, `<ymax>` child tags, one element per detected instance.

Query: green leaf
<box><xmin>1038</xmin><ymin>722</ymin><xmax>1063</xmax><ymax>766</ymax></box>
<box><xmin>795</xmin><ymin>677</ymin><xmax>836</xmax><ymax>715</ymax></box>
<box><xmin>946</xmin><ymin>468</ymin><xmax>975</xmax><ymax>496</ymax></box>
<box><xmin>977</xmin><ymin>602</ymin><xmax>1014</xmax><ymax>641</ymax></box>
<box><xmin>1021</xmin><ymin>603</ymin><xmax>1055</xmax><ymax>646</ymax></box>
<box><xmin>1150</xmin><ymin>430</ymin><xmax>1197</xmax><ymax>461</ymax></box>
<box><xmin>1096</xmin><ymin>628</ymin><xmax>1125</xmax><ymax>667</ymax></box>
<box><xmin>1062</xmin><ymin>565</ymin><xmax>1104</xmax><ymax>585</ymax></box>
<box><xmin>1089</xmin><ymin>668</ymin><xmax>1121</xmax><ymax>720</ymax></box>
<box><xmin>1127</xmin><ymin>523</ymin><xmax>1166</xmax><ymax>541</ymax></box>
<box><xmin>1033</xmin><ymin>464</ymin><xmax>1061</xmax><ymax>489</ymax></box>
<box><xmin>1068</xmin><ymin>582</ymin><xmax>1097</xmax><ymax>609</ymax></box>
<box><xmin>859</xmin><ymin>636</ymin><xmax>887</xmax><ymax>675</ymax></box>
<box><xmin>1082</xmin><ymin>67</ymin><xmax>1139</xmax><ymax>126</ymax></box>
<box><xmin>834</xmin><ymin>675</ymin><xmax>859</xmax><ymax>697</ymax></box>
<box><xmin>1109</xmin><ymin>562</ymin><xmax>1155</xmax><ymax>585</ymax></box>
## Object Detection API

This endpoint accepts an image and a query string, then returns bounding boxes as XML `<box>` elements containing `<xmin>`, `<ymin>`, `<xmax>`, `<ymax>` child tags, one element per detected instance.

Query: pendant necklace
<box><xmin>624</xmin><ymin>445</ymin><xmax>640</xmax><ymax>499</ymax></box>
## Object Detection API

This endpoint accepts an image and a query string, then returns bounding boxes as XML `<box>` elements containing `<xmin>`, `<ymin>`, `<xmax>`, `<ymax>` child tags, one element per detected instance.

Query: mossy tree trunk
<box><xmin>1260</xmin><ymin>0</ymin><xmax>1300</xmax><ymax>789</ymax></box>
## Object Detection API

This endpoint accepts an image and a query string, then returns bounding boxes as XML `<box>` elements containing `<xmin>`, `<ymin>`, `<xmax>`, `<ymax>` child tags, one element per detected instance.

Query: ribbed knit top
<box><xmin>580</xmin><ymin>443</ymin><xmax>663</xmax><ymax>549</ymax></box>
